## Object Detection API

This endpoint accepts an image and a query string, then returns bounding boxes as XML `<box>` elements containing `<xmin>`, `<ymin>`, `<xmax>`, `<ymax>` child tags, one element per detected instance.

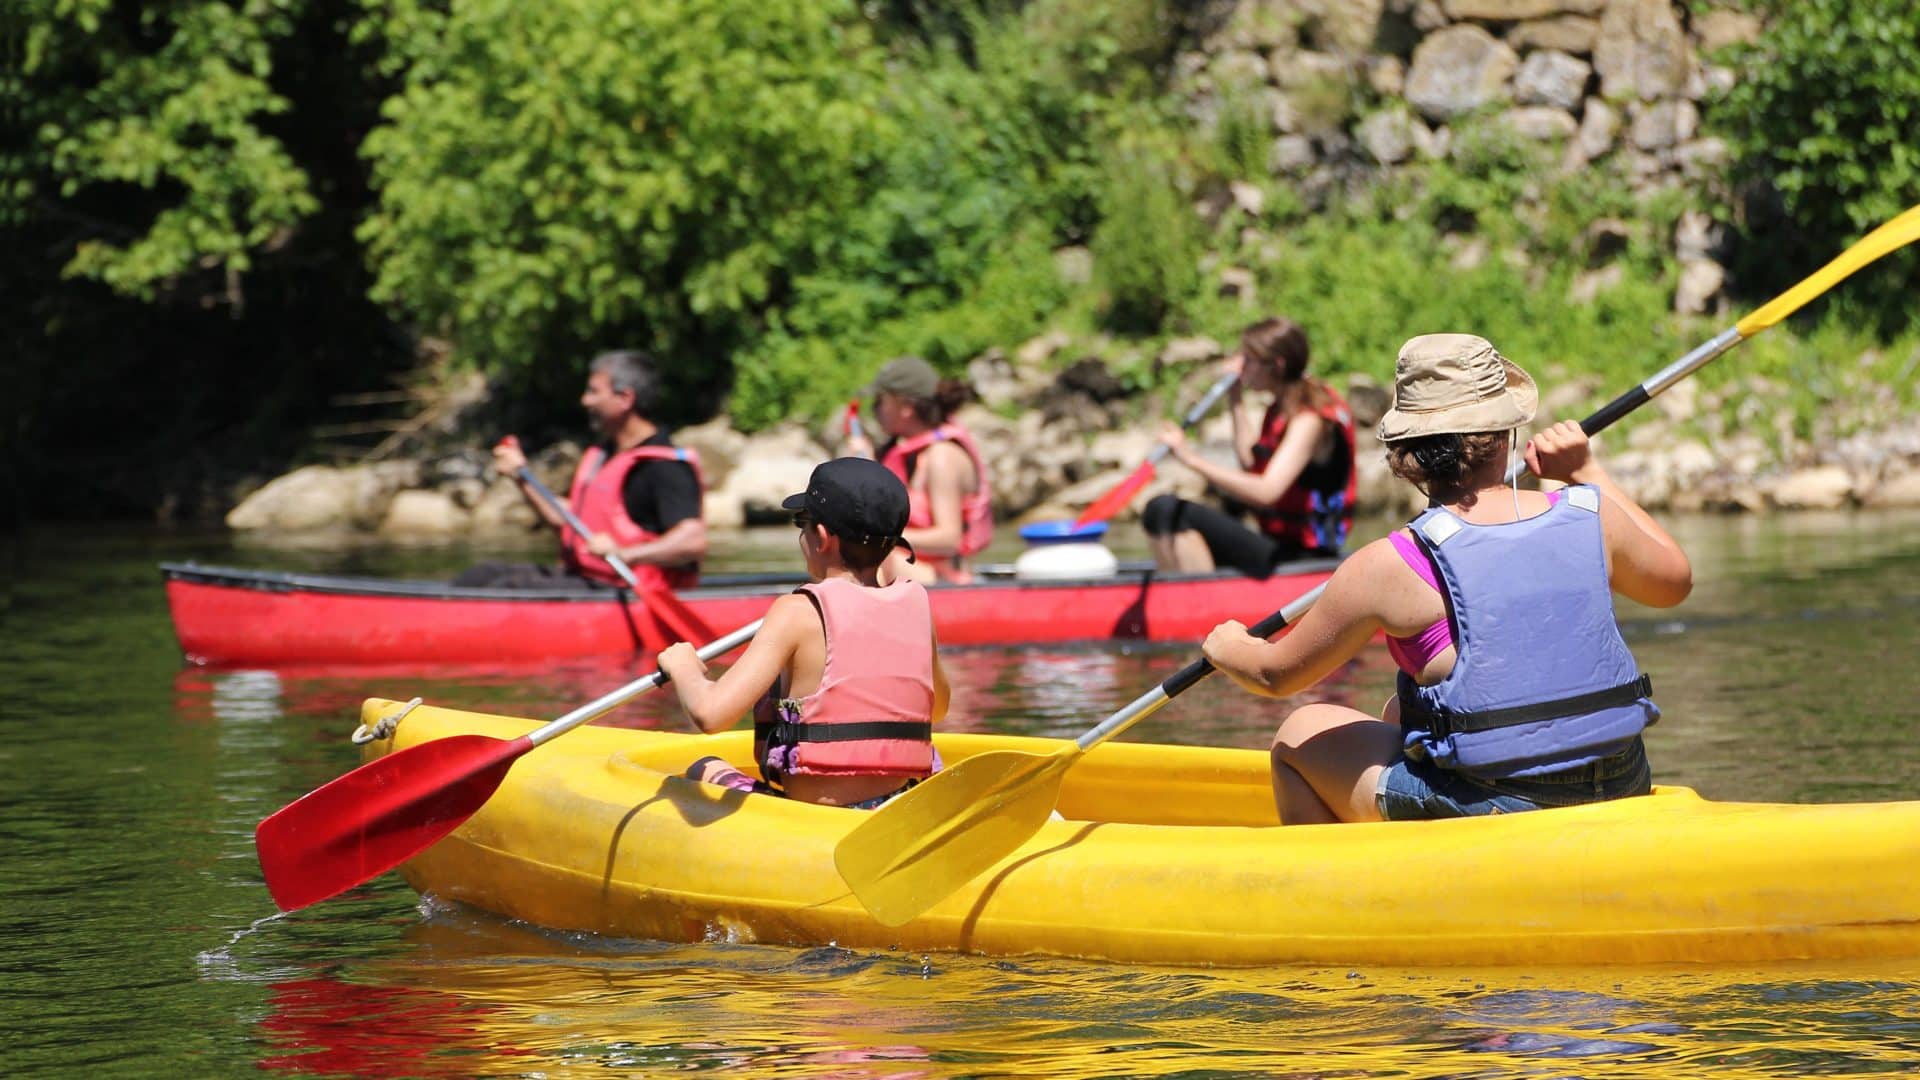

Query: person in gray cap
<box><xmin>843</xmin><ymin>355</ymin><xmax>994</xmax><ymax>585</ymax></box>
<box><xmin>1196</xmin><ymin>334</ymin><xmax>1693</xmax><ymax>826</ymax></box>
<box><xmin>658</xmin><ymin>457</ymin><xmax>952</xmax><ymax>810</ymax></box>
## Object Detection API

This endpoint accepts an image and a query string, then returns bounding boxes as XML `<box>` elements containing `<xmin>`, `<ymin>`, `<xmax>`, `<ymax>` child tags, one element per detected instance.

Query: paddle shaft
<box><xmin>525</xmin><ymin>617</ymin><xmax>763</xmax><ymax>747</ymax></box>
<box><xmin>515</xmin><ymin>464</ymin><xmax>646</xmax><ymax>592</ymax></box>
<box><xmin>1144</xmin><ymin>371</ymin><xmax>1240</xmax><ymax>468</ymax></box>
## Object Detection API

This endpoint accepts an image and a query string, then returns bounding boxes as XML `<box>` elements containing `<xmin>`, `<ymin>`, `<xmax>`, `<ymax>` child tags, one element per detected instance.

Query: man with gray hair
<box><xmin>457</xmin><ymin>350</ymin><xmax>706</xmax><ymax>590</ymax></box>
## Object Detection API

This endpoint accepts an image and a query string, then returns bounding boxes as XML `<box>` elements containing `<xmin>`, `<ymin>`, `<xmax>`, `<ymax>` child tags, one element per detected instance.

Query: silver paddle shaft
<box><xmin>1144</xmin><ymin>371</ymin><xmax>1240</xmax><ymax>466</ymax></box>
<box><xmin>527</xmin><ymin>618</ymin><xmax>764</xmax><ymax>748</ymax></box>
<box><xmin>515</xmin><ymin>465</ymin><xmax>646</xmax><ymax>591</ymax></box>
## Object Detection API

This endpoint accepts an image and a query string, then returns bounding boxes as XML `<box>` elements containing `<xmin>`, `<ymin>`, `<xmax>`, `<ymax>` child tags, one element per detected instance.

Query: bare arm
<box><xmin>615</xmin><ymin>517</ymin><xmax>708</xmax><ymax>567</ymax></box>
<box><xmin>1527</xmin><ymin>421</ymin><xmax>1692</xmax><ymax>608</ymax></box>
<box><xmin>1166</xmin><ymin>411</ymin><xmax>1325</xmax><ymax>509</ymax></box>
<box><xmin>899</xmin><ymin>441</ymin><xmax>969</xmax><ymax>557</ymax></box>
<box><xmin>657</xmin><ymin>594</ymin><xmax>811</xmax><ymax>733</ymax></box>
<box><xmin>930</xmin><ymin>631</ymin><xmax>950</xmax><ymax>726</ymax></box>
<box><xmin>1201</xmin><ymin>542</ymin><xmax>1390</xmax><ymax>698</ymax></box>
<box><xmin>492</xmin><ymin>440</ymin><xmax>567</xmax><ymax>530</ymax></box>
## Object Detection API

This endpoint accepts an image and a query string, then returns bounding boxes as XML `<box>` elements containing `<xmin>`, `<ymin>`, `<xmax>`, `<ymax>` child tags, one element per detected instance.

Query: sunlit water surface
<box><xmin>4</xmin><ymin>512</ymin><xmax>1920</xmax><ymax>1077</ymax></box>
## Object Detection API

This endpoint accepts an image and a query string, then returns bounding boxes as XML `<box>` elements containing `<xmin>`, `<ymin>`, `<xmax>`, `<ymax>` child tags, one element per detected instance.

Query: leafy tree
<box><xmin>355</xmin><ymin>0</ymin><xmax>896</xmax><ymax>406</ymax></box>
<box><xmin>1710</xmin><ymin>0</ymin><xmax>1920</xmax><ymax>329</ymax></box>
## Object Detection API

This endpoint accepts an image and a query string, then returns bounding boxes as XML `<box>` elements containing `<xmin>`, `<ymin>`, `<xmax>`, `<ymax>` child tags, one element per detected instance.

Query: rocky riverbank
<box><xmin>225</xmin><ymin>336</ymin><xmax>1920</xmax><ymax>540</ymax></box>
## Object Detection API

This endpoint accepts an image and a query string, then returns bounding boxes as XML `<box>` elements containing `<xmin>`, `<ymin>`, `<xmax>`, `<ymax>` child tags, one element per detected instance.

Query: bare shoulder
<box><xmin>764</xmin><ymin>592</ymin><xmax>822</xmax><ymax>637</ymax></box>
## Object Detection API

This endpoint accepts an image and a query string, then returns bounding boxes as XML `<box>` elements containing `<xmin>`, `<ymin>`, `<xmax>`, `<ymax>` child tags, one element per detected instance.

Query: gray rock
<box><xmin>378</xmin><ymin>490</ymin><xmax>472</xmax><ymax>537</ymax></box>
<box><xmin>1405</xmin><ymin>25</ymin><xmax>1518</xmax><ymax>121</ymax></box>
<box><xmin>1514</xmin><ymin>49</ymin><xmax>1591</xmax><ymax>111</ymax></box>
<box><xmin>1584</xmin><ymin>217</ymin><xmax>1631</xmax><ymax>265</ymax></box>
<box><xmin>1769</xmin><ymin>466</ymin><xmax>1855</xmax><ymax>510</ymax></box>
<box><xmin>1694</xmin><ymin>9</ymin><xmax>1762</xmax><ymax>54</ymax></box>
<box><xmin>225</xmin><ymin>465</ymin><xmax>356</xmax><ymax>532</ymax></box>
<box><xmin>1565</xmin><ymin>98</ymin><xmax>1619</xmax><ymax>165</ymax></box>
<box><xmin>1357</xmin><ymin>108</ymin><xmax>1418</xmax><ymax>164</ymax></box>
<box><xmin>1503</xmin><ymin>105</ymin><xmax>1579</xmax><ymax>140</ymax></box>
<box><xmin>1628</xmin><ymin>98</ymin><xmax>1698</xmax><ymax>150</ymax></box>
<box><xmin>1413</xmin><ymin>0</ymin><xmax>1449</xmax><ymax>32</ymax></box>
<box><xmin>1053</xmin><ymin>245</ymin><xmax>1093</xmax><ymax>286</ymax></box>
<box><xmin>1442</xmin><ymin>0</ymin><xmax>1603</xmax><ymax>19</ymax></box>
<box><xmin>1218</xmin><ymin>266</ymin><xmax>1258</xmax><ymax>302</ymax></box>
<box><xmin>1414</xmin><ymin>121</ymin><xmax>1453</xmax><ymax>159</ymax></box>
<box><xmin>1673</xmin><ymin>258</ymin><xmax>1726</xmax><ymax>315</ymax></box>
<box><xmin>348</xmin><ymin>461</ymin><xmax>423</xmax><ymax>530</ymax></box>
<box><xmin>470</xmin><ymin>477</ymin><xmax>541</xmax><ymax>532</ymax></box>
<box><xmin>1673</xmin><ymin>209</ymin><xmax>1720</xmax><ymax>263</ymax></box>
<box><xmin>1507</xmin><ymin>15</ymin><xmax>1599</xmax><ymax>54</ymax></box>
<box><xmin>1229</xmin><ymin>180</ymin><xmax>1266</xmax><ymax>216</ymax></box>
<box><xmin>1269</xmin><ymin>133</ymin><xmax>1319</xmax><ymax>173</ymax></box>
<box><xmin>1865</xmin><ymin>470</ymin><xmax>1920</xmax><ymax>509</ymax></box>
<box><xmin>1016</xmin><ymin>330</ymin><xmax>1074</xmax><ymax>370</ymax></box>
<box><xmin>1568</xmin><ymin>263</ymin><xmax>1624</xmax><ymax>304</ymax></box>
<box><xmin>1673</xmin><ymin>135</ymin><xmax>1730</xmax><ymax>178</ymax></box>
<box><xmin>1365</xmin><ymin>55</ymin><xmax>1406</xmax><ymax>97</ymax></box>
<box><xmin>672</xmin><ymin>415</ymin><xmax>748</xmax><ymax>490</ymax></box>
<box><xmin>1594</xmin><ymin>0</ymin><xmax>1693</xmax><ymax>101</ymax></box>
<box><xmin>1159</xmin><ymin>336</ymin><xmax>1225</xmax><ymax>370</ymax></box>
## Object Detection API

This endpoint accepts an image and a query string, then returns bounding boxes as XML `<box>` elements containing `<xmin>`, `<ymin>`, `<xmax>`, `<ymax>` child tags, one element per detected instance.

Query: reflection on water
<box><xmin>5</xmin><ymin>513</ymin><xmax>1920</xmax><ymax>1076</ymax></box>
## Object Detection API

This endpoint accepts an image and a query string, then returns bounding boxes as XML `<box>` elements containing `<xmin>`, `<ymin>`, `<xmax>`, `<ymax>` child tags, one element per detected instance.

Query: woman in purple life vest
<box><xmin>1200</xmin><ymin>334</ymin><xmax>1694</xmax><ymax>824</ymax></box>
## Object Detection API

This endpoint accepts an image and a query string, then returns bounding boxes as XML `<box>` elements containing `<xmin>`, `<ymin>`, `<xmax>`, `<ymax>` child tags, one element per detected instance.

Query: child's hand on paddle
<box><xmin>656</xmin><ymin>642</ymin><xmax>707</xmax><ymax>684</ymax></box>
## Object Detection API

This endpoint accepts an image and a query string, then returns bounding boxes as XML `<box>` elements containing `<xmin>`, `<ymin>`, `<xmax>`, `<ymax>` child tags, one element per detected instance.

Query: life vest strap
<box><xmin>756</xmin><ymin>719</ymin><xmax>934</xmax><ymax>745</ymax></box>
<box><xmin>1404</xmin><ymin>674</ymin><xmax>1652</xmax><ymax>736</ymax></box>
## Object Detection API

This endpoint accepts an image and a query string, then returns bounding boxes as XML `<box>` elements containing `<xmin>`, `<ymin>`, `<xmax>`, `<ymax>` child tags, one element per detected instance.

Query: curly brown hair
<box><xmin>1385</xmin><ymin>432</ymin><xmax>1510</xmax><ymax>496</ymax></box>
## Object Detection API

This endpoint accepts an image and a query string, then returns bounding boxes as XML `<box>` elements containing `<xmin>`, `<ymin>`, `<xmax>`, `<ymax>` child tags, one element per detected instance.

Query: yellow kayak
<box><xmin>362</xmin><ymin>698</ymin><xmax>1920</xmax><ymax>966</ymax></box>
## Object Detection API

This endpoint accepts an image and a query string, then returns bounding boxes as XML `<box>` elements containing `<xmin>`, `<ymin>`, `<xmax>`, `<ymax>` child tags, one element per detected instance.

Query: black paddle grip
<box><xmin>1579</xmin><ymin>385</ymin><xmax>1651</xmax><ymax>438</ymax></box>
<box><xmin>1159</xmin><ymin>606</ymin><xmax>1296</xmax><ymax>699</ymax></box>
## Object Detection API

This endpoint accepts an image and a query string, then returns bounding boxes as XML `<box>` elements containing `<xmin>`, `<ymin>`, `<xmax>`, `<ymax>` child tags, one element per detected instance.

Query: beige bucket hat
<box><xmin>1376</xmin><ymin>333</ymin><xmax>1538</xmax><ymax>441</ymax></box>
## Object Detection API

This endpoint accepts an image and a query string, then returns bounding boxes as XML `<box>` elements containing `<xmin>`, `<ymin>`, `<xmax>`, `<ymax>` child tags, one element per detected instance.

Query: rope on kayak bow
<box><xmin>351</xmin><ymin>697</ymin><xmax>423</xmax><ymax>745</ymax></box>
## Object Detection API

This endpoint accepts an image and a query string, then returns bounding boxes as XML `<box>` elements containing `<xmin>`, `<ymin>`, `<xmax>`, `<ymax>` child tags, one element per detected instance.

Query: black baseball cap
<box><xmin>782</xmin><ymin>457</ymin><xmax>916</xmax><ymax>560</ymax></box>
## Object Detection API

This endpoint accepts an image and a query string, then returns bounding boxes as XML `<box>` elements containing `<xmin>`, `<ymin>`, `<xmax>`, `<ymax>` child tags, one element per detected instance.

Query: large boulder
<box><xmin>225</xmin><ymin>465</ymin><xmax>357</xmax><ymax>532</ymax></box>
<box><xmin>1769</xmin><ymin>466</ymin><xmax>1855</xmax><ymax>510</ymax></box>
<box><xmin>1514</xmin><ymin>49</ymin><xmax>1591</xmax><ymax>112</ymax></box>
<box><xmin>1593</xmin><ymin>0</ymin><xmax>1693</xmax><ymax>101</ymax></box>
<box><xmin>378</xmin><ymin>489</ymin><xmax>472</xmax><ymax>537</ymax></box>
<box><xmin>713</xmin><ymin>424</ymin><xmax>831</xmax><ymax>523</ymax></box>
<box><xmin>1405</xmin><ymin>25</ymin><xmax>1518</xmax><ymax>121</ymax></box>
<box><xmin>1508</xmin><ymin>16</ymin><xmax>1599</xmax><ymax>54</ymax></box>
<box><xmin>673</xmin><ymin>415</ymin><xmax>749</xmax><ymax>491</ymax></box>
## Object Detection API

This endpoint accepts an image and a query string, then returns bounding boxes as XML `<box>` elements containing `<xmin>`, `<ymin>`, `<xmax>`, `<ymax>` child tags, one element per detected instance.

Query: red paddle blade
<box><xmin>255</xmin><ymin>733</ymin><xmax>532</xmax><ymax>912</ymax></box>
<box><xmin>1074</xmin><ymin>461</ymin><xmax>1157</xmax><ymax>528</ymax></box>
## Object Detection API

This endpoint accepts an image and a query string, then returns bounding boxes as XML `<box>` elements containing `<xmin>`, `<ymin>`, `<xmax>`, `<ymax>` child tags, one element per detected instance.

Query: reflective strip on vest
<box><xmin>1398</xmin><ymin>484</ymin><xmax>1656</xmax><ymax>779</ymax></box>
<box><xmin>758</xmin><ymin>577</ymin><xmax>936</xmax><ymax>779</ymax></box>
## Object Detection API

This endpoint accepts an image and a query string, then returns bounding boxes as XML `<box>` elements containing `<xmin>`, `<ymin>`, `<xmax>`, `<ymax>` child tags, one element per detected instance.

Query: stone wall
<box><xmin>1179</xmin><ymin>0</ymin><xmax>1760</xmax><ymax>314</ymax></box>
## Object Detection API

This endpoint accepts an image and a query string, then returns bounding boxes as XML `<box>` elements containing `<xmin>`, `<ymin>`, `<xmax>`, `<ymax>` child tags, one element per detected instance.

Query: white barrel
<box><xmin>1014</xmin><ymin>541</ymin><xmax>1120</xmax><ymax>581</ymax></box>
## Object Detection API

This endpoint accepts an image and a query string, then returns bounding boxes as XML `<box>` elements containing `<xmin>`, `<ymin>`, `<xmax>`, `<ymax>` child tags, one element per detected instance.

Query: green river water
<box><xmin>4</xmin><ymin>512</ymin><xmax>1920</xmax><ymax>1077</ymax></box>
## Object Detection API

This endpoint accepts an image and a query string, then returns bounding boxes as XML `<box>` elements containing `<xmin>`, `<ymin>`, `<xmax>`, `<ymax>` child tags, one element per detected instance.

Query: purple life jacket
<box><xmin>1398</xmin><ymin>484</ymin><xmax>1656</xmax><ymax>779</ymax></box>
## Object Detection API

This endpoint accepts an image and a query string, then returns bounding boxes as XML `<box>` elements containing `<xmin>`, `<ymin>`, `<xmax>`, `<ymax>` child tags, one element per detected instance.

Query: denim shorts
<box><xmin>1375</xmin><ymin>739</ymin><xmax>1652</xmax><ymax>821</ymax></box>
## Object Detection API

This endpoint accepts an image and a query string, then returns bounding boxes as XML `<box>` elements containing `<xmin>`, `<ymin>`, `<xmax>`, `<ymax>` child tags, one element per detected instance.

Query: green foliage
<box><xmin>356</xmin><ymin>0</ymin><xmax>895</xmax><ymax>385</ymax></box>
<box><xmin>1092</xmin><ymin>139</ymin><xmax>1201</xmax><ymax>334</ymax></box>
<box><xmin>1710</xmin><ymin>0</ymin><xmax>1920</xmax><ymax>328</ymax></box>
<box><xmin>16</xmin><ymin>0</ymin><xmax>318</xmax><ymax>298</ymax></box>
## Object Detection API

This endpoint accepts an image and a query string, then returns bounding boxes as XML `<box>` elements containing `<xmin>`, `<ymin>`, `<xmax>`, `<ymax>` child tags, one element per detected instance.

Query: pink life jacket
<box><xmin>880</xmin><ymin>422</ymin><xmax>994</xmax><ymax>582</ymax></box>
<box><xmin>755</xmin><ymin>577</ymin><xmax>936</xmax><ymax>780</ymax></box>
<box><xmin>560</xmin><ymin>443</ymin><xmax>704</xmax><ymax>589</ymax></box>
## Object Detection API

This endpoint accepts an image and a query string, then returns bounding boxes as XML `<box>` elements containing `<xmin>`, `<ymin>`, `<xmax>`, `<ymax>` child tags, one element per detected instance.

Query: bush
<box><xmin>1710</xmin><ymin>0</ymin><xmax>1920</xmax><ymax>330</ymax></box>
<box><xmin>1092</xmin><ymin>138</ymin><xmax>1201</xmax><ymax>334</ymax></box>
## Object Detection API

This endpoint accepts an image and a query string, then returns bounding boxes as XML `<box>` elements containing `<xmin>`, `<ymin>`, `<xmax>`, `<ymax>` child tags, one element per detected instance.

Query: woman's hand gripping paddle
<box><xmin>834</xmin><ymin>593</ymin><xmax>1315</xmax><ymax>927</ymax></box>
<box><xmin>834</xmin><ymin>202</ymin><xmax>1920</xmax><ymax>929</ymax></box>
<box><xmin>1073</xmin><ymin>371</ymin><xmax>1240</xmax><ymax>529</ymax></box>
<box><xmin>255</xmin><ymin>618</ymin><xmax>763</xmax><ymax>912</ymax></box>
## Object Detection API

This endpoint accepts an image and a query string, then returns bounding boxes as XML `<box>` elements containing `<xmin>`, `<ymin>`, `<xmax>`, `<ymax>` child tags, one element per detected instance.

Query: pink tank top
<box><xmin>1386</xmin><ymin>491</ymin><xmax>1565</xmax><ymax>676</ymax></box>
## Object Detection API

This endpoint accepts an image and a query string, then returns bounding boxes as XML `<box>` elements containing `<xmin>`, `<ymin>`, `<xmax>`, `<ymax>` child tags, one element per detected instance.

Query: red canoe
<box><xmin>160</xmin><ymin>559</ymin><xmax>1338</xmax><ymax>667</ymax></box>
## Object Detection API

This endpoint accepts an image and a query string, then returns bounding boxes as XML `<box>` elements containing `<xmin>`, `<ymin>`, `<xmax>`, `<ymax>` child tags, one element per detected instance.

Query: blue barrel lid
<box><xmin>1018</xmin><ymin>519</ymin><xmax>1109</xmax><ymax>544</ymax></box>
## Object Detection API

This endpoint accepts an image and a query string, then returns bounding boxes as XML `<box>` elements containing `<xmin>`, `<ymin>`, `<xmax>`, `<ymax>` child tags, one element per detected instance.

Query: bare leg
<box><xmin>1168</xmin><ymin>529</ymin><xmax>1215</xmax><ymax>573</ymax></box>
<box><xmin>1270</xmin><ymin>703</ymin><xmax>1402</xmax><ymax>823</ymax></box>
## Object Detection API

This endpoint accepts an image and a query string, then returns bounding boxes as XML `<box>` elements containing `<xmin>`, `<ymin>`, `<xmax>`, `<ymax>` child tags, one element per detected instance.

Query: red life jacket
<box><xmin>560</xmin><ymin>443</ymin><xmax>704</xmax><ymax>588</ymax></box>
<box><xmin>880</xmin><ymin>422</ymin><xmax>994</xmax><ymax>583</ymax></box>
<box><xmin>755</xmin><ymin>578</ymin><xmax>936</xmax><ymax>780</ymax></box>
<box><xmin>1249</xmin><ymin>383</ymin><xmax>1357</xmax><ymax>553</ymax></box>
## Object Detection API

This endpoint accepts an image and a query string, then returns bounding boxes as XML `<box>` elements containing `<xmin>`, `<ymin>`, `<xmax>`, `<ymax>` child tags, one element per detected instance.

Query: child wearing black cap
<box><xmin>657</xmin><ymin>457</ymin><xmax>951</xmax><ymax>809</ymax></box>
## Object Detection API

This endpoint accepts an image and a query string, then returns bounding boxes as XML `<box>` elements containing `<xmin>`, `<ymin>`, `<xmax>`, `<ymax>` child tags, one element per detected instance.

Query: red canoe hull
<box><xmin>161</xmin><ymin>560</ymin><xmax>1338</xmax><ymax>667</ymax></box>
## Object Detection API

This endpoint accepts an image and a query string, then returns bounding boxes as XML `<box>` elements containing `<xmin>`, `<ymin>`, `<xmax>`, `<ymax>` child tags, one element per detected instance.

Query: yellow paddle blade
<box><xmin>835</xmin><ymin>747</ymin><xmax>1078</xmax><ymax>927</ymax></box>
<box><xmin>1737</xmin><ymin>204</ymin><xmax>1920</xmax><ymax>336</ymax></box>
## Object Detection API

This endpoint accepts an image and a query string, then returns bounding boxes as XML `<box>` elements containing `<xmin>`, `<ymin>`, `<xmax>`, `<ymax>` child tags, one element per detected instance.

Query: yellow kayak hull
<box><xmin>363</xmin><ymin>699</ymin><xmax>1920</xmax><ymax>966</ymax></box>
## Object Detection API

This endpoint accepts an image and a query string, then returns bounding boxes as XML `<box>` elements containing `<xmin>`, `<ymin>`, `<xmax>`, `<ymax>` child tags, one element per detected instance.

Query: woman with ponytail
<box><xmin>845</xmin><ymin>356</ymin><xmax>994</xmax><ymax>585</ymax></box>
<box><xmin>1143</xmin><ymin>317</ymin><xmax>1358</xmax><ymax>577</ymax></box>
<box><xmin>1199</xmin><ymin>334</ymin><xmax>1692</xmax><ymax>825</ymax></box>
